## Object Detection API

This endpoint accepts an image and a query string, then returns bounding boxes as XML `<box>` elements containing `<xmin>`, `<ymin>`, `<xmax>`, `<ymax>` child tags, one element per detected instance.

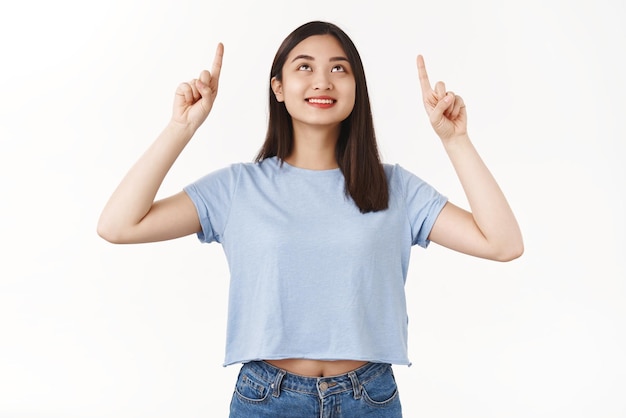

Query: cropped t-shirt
<box><xmin>184</xmin><ymin>157</ymin><xmax>447</xmax><ymax>366</ymax></box>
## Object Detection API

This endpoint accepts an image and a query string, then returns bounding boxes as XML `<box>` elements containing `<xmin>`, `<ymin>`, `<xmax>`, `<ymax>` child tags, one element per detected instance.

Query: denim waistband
<box><xmin>240</xmin><ymin>360</ymin><xmax>391</xmax><ymax>398</ymax></box>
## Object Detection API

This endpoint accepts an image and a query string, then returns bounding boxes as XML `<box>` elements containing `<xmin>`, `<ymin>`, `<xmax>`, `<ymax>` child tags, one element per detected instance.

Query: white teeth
<box><xmin>308</xmin><ymin>98</ymin><xmax>334</xmax><ymax>104</ymax></box>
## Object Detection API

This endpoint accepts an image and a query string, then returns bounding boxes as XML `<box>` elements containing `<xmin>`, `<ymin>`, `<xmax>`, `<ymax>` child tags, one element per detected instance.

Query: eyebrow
<box><xmin>290</xmin><ymin>54</ymin><xmax>349</xmax><ymax>63</ymax></box>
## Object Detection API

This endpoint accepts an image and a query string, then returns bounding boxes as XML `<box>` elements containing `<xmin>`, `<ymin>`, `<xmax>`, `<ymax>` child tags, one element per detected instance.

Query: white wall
<box><xmin>1</xmin><ymin>0</ymin><xmax>624</xmax><ymax>417</ymax></box>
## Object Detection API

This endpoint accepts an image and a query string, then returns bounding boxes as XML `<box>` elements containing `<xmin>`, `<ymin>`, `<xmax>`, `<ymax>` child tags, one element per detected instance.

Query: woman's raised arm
<box><xmin>97</xmin><ymin>43</ymin><xmax>224</xmax><ymax>244</ymax></box>
<box><xmin>416</xmin><ymin>55</ymin><xmax>524</xmax><ymax>261</ymax></box>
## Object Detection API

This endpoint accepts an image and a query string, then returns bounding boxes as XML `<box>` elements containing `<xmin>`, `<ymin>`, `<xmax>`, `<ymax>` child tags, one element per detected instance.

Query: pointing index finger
<box><xmin>416</xmin><ymin>54</ymin><xmax>432</xmax><ymax>95</ymax></box>
<box><xmin>211</xmin><ymin>42</ymin><xmax>224</xmax><ymax>81</ymax></box>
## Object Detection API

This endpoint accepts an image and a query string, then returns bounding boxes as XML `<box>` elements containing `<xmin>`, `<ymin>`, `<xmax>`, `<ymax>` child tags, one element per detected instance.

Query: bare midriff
<box><xmin>264</xmin><ymin>359</ymin><xmax>368</xmax><ymax>377</ymax></box>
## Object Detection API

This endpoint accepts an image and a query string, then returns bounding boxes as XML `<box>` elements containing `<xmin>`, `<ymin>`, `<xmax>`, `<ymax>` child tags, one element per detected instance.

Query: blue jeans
<box><xmin>229</xmin><ymin>360</ymin><xmax>403</xmax><ymax>417</ymax></box>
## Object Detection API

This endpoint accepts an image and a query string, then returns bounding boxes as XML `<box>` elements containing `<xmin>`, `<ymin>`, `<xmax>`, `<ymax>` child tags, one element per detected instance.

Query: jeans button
<box><xmin>319</xmin><ymin>381</ymin><xmax>328</xmax><ymax>391</ymax></box>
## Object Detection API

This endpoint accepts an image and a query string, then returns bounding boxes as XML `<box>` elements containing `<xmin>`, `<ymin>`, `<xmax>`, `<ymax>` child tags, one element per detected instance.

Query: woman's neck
<box><xmin>285</xmin><ymin>124</ymin><xmax>340</xmax><ymax>170</ymax></box>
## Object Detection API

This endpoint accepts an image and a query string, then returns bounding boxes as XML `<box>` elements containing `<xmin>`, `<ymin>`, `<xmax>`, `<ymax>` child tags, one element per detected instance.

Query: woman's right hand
<box><xmin>171</xmin><ymin>43</ymin><xmax>224</xmax><ymax>130</ymax></box>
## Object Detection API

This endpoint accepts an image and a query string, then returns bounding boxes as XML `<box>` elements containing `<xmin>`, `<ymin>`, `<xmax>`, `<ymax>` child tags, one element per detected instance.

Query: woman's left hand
<box><xmin>416</xmin><ymin>55</ymin><xmax>467</xmax><ymax>141</ymax></box>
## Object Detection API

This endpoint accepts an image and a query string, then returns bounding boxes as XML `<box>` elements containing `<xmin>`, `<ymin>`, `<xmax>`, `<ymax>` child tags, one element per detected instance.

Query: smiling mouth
<box><xmin>306</xmin><ymin>98</ymin><xmax>336</xmax><ymax>104</ymax></box>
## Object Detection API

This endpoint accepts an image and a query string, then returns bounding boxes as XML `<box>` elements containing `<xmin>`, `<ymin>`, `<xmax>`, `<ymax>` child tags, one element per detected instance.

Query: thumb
<box><xmin>195</xmin><ymin>77</ymin><xmax>213</xmax><ymax>99</ymax></box>
<box><xmin>429</xmin><ymin>92</ymin><xmax>453</xmax><ymax>125</ymax></box>
<box><xmin>196</xmin><ymin>69</ymin><xmax>214</xmax><ymax>97</ymax></box>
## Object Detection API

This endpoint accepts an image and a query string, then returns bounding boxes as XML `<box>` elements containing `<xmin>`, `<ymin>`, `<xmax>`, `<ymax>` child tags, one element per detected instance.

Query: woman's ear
<box><xmin>271</xmin><ymin>77</ymin><xmax>284</xmax><ymax>102</ymax></box>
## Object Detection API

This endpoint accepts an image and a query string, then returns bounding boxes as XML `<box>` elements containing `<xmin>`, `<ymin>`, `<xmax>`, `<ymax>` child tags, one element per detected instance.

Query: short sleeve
<box><xmin>395</xmin><ymin>164</ymin><xmax>448</xmax><ymax>248</ymax></box>
<box><xmin>183</xmin><ymin>164</ymin><xmax>241</xmax><ymax>243</ymax></box>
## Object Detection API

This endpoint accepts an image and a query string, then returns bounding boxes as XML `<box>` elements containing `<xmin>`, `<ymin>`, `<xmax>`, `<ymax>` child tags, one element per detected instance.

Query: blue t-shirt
<box><xmin>184</xmin><ymin>157</ymin><xmax>447</xmax><ymax>366</ymax></box>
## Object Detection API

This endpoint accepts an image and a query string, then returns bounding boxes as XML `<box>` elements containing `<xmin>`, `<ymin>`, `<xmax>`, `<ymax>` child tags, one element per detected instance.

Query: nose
<box><xmin>312</xmin><ymin>72</ymin><xmax>332</xmax><ymax>90</ymax></box>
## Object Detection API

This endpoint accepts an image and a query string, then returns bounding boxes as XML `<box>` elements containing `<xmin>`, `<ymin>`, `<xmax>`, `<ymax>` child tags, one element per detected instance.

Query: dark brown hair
<box><xmin>255</xmin><ymin>21</ymin><xmax>388</xmax><ymax>213</ymax></box>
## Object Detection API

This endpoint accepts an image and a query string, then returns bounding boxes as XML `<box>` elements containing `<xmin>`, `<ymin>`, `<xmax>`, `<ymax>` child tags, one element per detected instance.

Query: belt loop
<box><xmin>272</xmin><ymin>368</ymin><xmax>286</xmax><ymax>398</ymax></box>
<box><xmin>348</xmin><ymin>371</ymin><xmax>361</xmax><ymax>400</ymax></box>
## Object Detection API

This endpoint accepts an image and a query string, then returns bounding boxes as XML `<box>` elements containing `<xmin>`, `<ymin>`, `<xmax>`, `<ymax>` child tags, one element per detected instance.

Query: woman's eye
<box><xmin>331</xmin><ymin>65</ymin><xmax>346</xmax><ymax>73</ymax></box>
<box><xmin>298</xmin><ymin>64</ymin><xmax>312</xmax><ymax>71</ymax></box>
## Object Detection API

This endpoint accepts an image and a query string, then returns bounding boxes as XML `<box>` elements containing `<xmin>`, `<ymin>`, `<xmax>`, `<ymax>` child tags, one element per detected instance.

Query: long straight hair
<box><xmin>255</xmin><ymin>21</ymin><xmax>389</xmax><ymax>213</ymax></box>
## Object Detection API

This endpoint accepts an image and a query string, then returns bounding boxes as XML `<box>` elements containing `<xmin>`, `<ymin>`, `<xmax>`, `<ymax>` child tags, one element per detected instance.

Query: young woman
<box><xmin>98</xmin><ymin>21</ymin><xmax>523</xmax><ymax>418</ymax></box>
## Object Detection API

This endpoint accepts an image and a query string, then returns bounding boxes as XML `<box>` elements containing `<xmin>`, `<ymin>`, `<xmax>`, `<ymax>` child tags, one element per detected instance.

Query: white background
<box><xmin>1</xmin><ymin>0</ymin><xmax>625</xmax><ymax>417</ymax></box>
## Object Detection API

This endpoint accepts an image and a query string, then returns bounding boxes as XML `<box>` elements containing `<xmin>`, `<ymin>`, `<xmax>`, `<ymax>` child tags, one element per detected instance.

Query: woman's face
<box><xmin>272</xmin><ymin>34</ymin><xmax>356</xmax><ymax>131</ymax></box>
